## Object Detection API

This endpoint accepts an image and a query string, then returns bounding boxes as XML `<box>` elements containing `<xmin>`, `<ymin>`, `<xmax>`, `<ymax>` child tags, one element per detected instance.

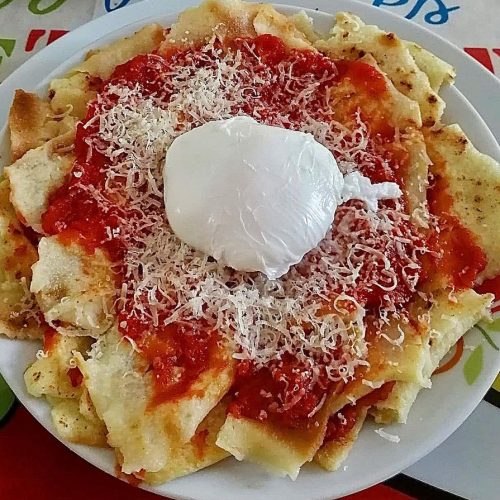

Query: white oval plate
<box><xmin>0</xmin><ymin>1</ymin><xmax>499</xmax><ymax>499</ymax></box>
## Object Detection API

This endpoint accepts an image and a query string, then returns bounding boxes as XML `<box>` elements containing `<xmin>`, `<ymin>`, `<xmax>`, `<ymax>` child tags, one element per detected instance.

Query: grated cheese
<box><xmin>77</xmin><ymin>38</ymin><xmax>427</xmax><ymax>382</ymax></box>
<box><xmin>374</xmin><ymin>428</ymin><xmax>401</xmax><ymax>443</ymax></box>
<box><xmin>36</xmin><ymin>349</ymin><xmax>49</xmax><ymax>359</ymax></box>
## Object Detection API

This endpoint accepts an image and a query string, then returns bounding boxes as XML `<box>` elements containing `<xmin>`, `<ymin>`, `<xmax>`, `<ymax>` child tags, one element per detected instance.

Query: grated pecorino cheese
<box><xmin>77</xmin><ymin>37</ymin><xmax>427</xmax><ymax>381</ymax></box>
<box><xmin>375</xmin><ymin>428</ymin><xmax>401</xmax><ymax>443</ymax></box>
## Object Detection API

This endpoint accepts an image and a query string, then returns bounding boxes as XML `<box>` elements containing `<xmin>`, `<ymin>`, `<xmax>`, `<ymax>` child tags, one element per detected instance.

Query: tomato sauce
<box><xmin>424</xmin><ymin>173</ymin><xmax>486</xmax><ymax>289</ymax></box>
<box><xmin>67</xmin><ymin>366</ymin><xmax>83</xmax><ymax>388</ymax></box>
<box><xmin>475</xmin><ymin>275</ymin><xmax>500</xmax><ymax>299</ymax></box>
<box><xmin>42</xmin><ymin>117</ymin><xmax>127</xmax><ymax>261</ymax></box>
<box><xmin>191</xmin><ymin>429</ymin><xmax>209</xmax><ymax>460</ymax></box>
<box><xmin>42</xmin><ymin>329</ymin><xmax>84</xmax><ymax>387</ymax></box>
<box><xmin>336</xmin><ymin>60</ymin><xmax>387</xmax><ymax>97</ymax></box>
<box><xmin>118</xmin><ymin>315</ymin><xmax>220</xmax><ymax>407</ymax></box>
<box><xmin>229</xmin><ymin>355</ymin><xmax>332</xmax><ymax>430</ymax></box>
<box><xmin>324</xmin><ymin>381</ymin><xmax>396</xmax><ymax>442</ymax></box>
<box><xmin>43</xmin><ymin>329</ymin><xmax>59</xmax><ymax>353</ymax></box>
<box><xmin>39</xmin><ymin>34</ymin><xmax>429</xmax><ymax>422</ymax></box>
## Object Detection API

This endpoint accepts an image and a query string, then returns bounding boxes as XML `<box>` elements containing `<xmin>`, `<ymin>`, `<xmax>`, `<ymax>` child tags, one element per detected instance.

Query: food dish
<box><xmin>0</xmin><ymin>1</ymin><xmax>498</xmax><ymax>498</ymax></box>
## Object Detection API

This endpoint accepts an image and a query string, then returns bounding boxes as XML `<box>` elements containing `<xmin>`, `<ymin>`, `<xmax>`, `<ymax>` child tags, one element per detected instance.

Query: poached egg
<box><xmin>164</xmin><ymin>116</ymin><xmax>401</xmax><ymax>279</ymax></box>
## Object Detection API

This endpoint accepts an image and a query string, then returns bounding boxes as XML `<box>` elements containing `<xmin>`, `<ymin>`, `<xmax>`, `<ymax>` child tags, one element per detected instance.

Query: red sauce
<box><xmin>324</xmin><ymin>381</ymin><xmax>396</xmax><ymax>442</ymax></box>
<box><xmin>118</xmin><ymin>316</ymin><xmax>220</xmax><ymax>406</ymax></box>
<box><xmin>13</xmin><ymin>244</ymin><xmax>27</xmax><ymax>257</ymax></box>
<box><xmin>191</xmin><ymin>429</ymin><xmax>209</xmax><ymax>459</ymax></box>
<box><xmin>43</xmin><ymin>330</ymin><xmax>84</xmax><ymax>387</ymax></box>
<box><xmin>425</xmin><ymin>174</ymin><xmax>486</xmax><ymax>289</ymax></box>
<box><xmin>336</xmin><ymin>60</ymin><xmax>387</xmax><ymax>97</ymax></box>
<box><xmin>228</xmin><ymin>355</ymin><xmax>332</xmax><ymax>430</ymax></box>
<box><xmin>43</xmin><ymin>329</ymin><xmax>58</xmax><ymax>353</ymax></box>
<box><xmin>42</xmin><ymin>120</ymin><xmax>126</xmax><ymax>261</ymax></box>
<box><xmin>67</xmin><ymin>366</ymin><xmax>83</xmax><ymax>387</ymax></box>
<box><xmin>475</xmin><ymin>275</ymin><xmax>500</xmax><ymax>299</ymax></box>
<box><xmin>324</xmin><ymin>405</ymin><xmax>358</xmax><ymax>442</ymax></box>
<box><xmin>39</xmin><ymin>34</ymin><xmax>424</xmax><ymax>420</ymax></box>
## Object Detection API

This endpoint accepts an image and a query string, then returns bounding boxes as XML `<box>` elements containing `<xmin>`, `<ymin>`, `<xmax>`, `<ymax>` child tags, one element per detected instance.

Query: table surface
<box><xmin>0</xmin><ymin>1</ymin><xmax>499</xmax><ymax>499</ymax></box>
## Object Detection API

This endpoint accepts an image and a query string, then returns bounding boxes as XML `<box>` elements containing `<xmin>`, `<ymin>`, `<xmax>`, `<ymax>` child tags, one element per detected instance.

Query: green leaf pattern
<box><xmin>463</xmin><ymin>344</ymin><xmax>484</xmax><ymax>385</ymax></box>
<box><xmin>0</xmin><ymin>374</ymin><xmax>15</xmax><ymax>422</ymax></box>
<box><xmin>460</xmin><ymin>319</ymin><xmax>500</xmax><ymax>385</ymax></box>
<box><xmin>475</xmin><ymin>324</ymin><xmax>500</xmax><ymax>351</ymax></box>
<box><xmin>482</xmin><ymin>317</ymin><xmax>500</xmax><ymax>333</ymax></box>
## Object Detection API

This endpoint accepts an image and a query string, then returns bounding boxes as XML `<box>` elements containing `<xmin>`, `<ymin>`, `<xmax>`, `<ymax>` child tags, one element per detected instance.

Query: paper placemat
<box><xmin>1</xmin><ymin>0</ymin><xmax>500</xmax><ymax>82</ymax></box>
